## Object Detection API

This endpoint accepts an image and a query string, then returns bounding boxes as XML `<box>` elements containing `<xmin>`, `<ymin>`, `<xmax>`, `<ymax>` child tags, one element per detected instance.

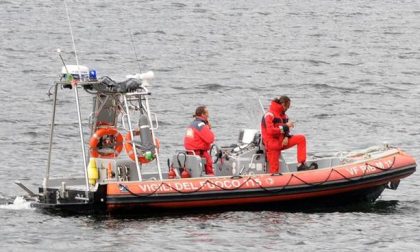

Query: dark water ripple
<box><xmin>1</xmin><ymin>0</ymin><xmax>420</xmax><ymax>250</ymax></box>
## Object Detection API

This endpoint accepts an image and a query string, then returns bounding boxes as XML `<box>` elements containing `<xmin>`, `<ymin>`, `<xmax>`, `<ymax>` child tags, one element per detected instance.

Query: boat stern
<box><xmin>32</xmin><ymin>178</ymin><xmax>107</xmax><ymax>214</ymax></box>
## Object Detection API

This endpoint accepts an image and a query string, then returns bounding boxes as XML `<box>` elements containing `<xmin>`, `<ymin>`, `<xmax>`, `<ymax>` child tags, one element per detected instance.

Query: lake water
<box><xmin>1</xmin><ymin>0</ymin><xmax>419</xmax><ymax>251</ymax></box>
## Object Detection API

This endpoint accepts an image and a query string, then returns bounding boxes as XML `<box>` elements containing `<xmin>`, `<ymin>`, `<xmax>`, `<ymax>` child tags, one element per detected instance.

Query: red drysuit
<box><xmin>261</xmin><ymin>101</ymin><xmax>306</xmax><ymax>173</ymax></box>
<box><xmin>184</xmin><ymin>116</ymin><xmax>215</xmax><ymax>175</ymax></box>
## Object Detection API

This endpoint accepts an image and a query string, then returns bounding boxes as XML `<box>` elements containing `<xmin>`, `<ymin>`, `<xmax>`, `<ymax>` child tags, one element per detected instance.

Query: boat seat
<box><xmin>171</xmin><ymin>151</ymin><xmax>205</xmax><ymax>178</ymax></box>
<box><xmin>258</xmin><ymin>141</ymin><xmax>291</xmax><ymax>173</ymax></box>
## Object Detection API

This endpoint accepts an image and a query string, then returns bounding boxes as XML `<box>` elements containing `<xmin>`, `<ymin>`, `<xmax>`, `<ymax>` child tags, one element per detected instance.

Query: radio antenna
<box><xmin>129</xmin><ymin>32</ymin><xmax>142</xmax><ymax>73</ymax></box>
<box><xmin>62</xmin><ymin>0</ymin><xmax>90</xmax><ymax>197</ymax></box>
<box><xmin>112</xmin><ymin>3</ymin><xmax>144</xmax><ymax>73</ymax></box>
<box><xmin>63</xmin><ymin>0</ymin><xmax>82</xmax><ymax>80</ymax></box>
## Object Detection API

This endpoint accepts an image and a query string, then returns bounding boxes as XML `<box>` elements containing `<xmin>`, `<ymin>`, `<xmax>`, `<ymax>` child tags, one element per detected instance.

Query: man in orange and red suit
<box><xmin>184</xmin><ymin>106</ymin><xmax>215</xmax><ymax>175</ymax></box>
<box><xmin>261</xmin><ymin>96</ymin><xmax>307</xmax><ymax>173</ymax></box>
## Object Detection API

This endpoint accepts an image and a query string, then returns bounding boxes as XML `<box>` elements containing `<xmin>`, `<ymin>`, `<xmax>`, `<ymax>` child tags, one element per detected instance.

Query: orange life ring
<box><xmin>89</xmin><ymin>127</ymin><xmax>124</xmax><ymax>158</ymax></box>
<box><xmin>124</xmin><ymin>130</ymin><xmax>160</xmax><ymax>164</ymax></box>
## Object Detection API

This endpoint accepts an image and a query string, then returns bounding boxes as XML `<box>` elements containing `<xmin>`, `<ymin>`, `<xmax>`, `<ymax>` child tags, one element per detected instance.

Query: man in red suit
<box><xmin>261</xmin><ymin>96</ymin><xmax>307</xmax><ymax>173</ymax></box>
<box><xmin>184</xmin><ymin>106</ymin><xmax>215</xmax><ymax>175</ymax></box>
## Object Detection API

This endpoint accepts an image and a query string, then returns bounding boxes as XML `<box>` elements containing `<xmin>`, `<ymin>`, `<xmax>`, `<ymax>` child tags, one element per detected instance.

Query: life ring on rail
<box><xmin>89</xmin><ymin>127</ymin><xmax>124</xmax><ymax>158</ymax></box>
<box><xmin>124</xmin><ymin>130</ymin><xmax>160</xmax><ymax>164</ymax></box>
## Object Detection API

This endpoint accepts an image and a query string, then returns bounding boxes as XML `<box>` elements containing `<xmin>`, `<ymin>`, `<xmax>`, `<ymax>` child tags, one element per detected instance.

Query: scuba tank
<box><xmin>124</xmin><ymin>113</ymin><xmax>159</xmax><ymax>163</ymax></box>
<box><xmin>137</xmin><ymin>114</ymin><xmax>157</xmax><ymax>161</ymax></box>
<box><xmin>138</xmin><ymin>114</ymin><xmax>154</xmax><ymax>152</ymax></box>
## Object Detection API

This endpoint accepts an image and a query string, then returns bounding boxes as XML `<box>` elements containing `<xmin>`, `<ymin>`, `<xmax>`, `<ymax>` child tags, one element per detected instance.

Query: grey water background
<box><xmin>0</xmin><ymin>0</ymin><xmax>419</xmax><ymax>250</ymax></box>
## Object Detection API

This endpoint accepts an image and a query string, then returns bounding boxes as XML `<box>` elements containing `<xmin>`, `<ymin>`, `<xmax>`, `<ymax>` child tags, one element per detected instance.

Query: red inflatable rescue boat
<box><xmin>16</xmin><ymin>68</ymin><xmax>416</xmax><ymax>215</ymax></box>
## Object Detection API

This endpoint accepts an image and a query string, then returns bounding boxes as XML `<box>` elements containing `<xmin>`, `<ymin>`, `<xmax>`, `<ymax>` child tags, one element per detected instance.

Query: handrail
<box><xmin>73</xmin><ymin>85</ymin><xmax>90</xmax><ymax>197</ymax></box>
<box><xmin>45</xmin><ymin>83</ymin><xmax>59</xmax><ymax>193</ymax></box>
<box><xmin>143</xmin><ymin>88</ymin><xmax>163</xmax><ymax>180</ymax></box>
<box><xmin>123</xmin><ymin>94</ymin><xmax>143</xmax><ymax>181</ymax></box>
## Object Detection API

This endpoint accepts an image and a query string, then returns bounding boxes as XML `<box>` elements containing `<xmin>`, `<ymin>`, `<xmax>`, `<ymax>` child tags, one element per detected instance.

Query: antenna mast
<box><xmin>63</xmin><ymin>0</ymin><xmax>82</xmax><ymax>79</ymax></box>
<box><xmin>63</xmin><ymin>0</ymin><xmax>90</xmax><ymax>197</ymax></box>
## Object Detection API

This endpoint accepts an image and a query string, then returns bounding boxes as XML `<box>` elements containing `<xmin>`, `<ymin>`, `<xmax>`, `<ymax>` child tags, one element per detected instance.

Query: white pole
<box><xmin>143</xmin><ymin>91</ymin><xmax>163</xmax><ymax>180</ymax></box>
<box><xmin>64</xmin><ymin>0</ymin><xmax>89</xmax><ymax>196</ymax></box>
<box><xmin>123</xmin><ymin>95</ymin><xmax>143</xmax><ymax>181</ymax></box>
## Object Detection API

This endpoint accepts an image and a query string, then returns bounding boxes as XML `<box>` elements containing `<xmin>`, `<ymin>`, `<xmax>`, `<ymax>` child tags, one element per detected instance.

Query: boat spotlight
<box><xmin>126</xmin><ymin>71</ymin><xmax>154</xmax><ymax>86</ymax></box>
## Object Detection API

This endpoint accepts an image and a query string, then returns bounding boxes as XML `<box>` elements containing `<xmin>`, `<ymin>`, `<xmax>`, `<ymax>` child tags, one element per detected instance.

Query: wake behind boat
<box><xmin>16</xmin><ymin>65</ymin><xmax>416</xmax><ymax>215</ymax></box>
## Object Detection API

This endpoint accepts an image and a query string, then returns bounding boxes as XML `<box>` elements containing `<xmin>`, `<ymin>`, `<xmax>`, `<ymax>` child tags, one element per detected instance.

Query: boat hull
<box><xmin>105</xmin><ymin>167</ymin><xmax>413</xmax><ymax>213</ymax></box>
<box><xmin>32</xmin><ymin>150</ymin><xmax>416</xmax><ymax>215</ymax></box>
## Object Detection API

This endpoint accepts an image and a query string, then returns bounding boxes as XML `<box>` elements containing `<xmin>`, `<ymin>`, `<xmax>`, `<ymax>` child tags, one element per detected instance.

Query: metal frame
<box><xmin>123</xmin><ymin>89</ymin><xmax>163</xmax><ymax>180</ymax></box>
<box><xmin>45</xmin><ymin>82</ymin><xmax>90</xmax><ymax>199</ymax></box>
<box><xmin>143</xmin><ymin>87</ymin><xmax>163</xmax><ymax>180</ymax></box>
<box><xmin>123</xmin><ymin>94</ymin><xmax>143</xmax><ymax>181</ymax></box>
<box><xmin>44</xmin><ymin>79</ymin><xmax>164</xmax><ymax>200</ymax></box>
